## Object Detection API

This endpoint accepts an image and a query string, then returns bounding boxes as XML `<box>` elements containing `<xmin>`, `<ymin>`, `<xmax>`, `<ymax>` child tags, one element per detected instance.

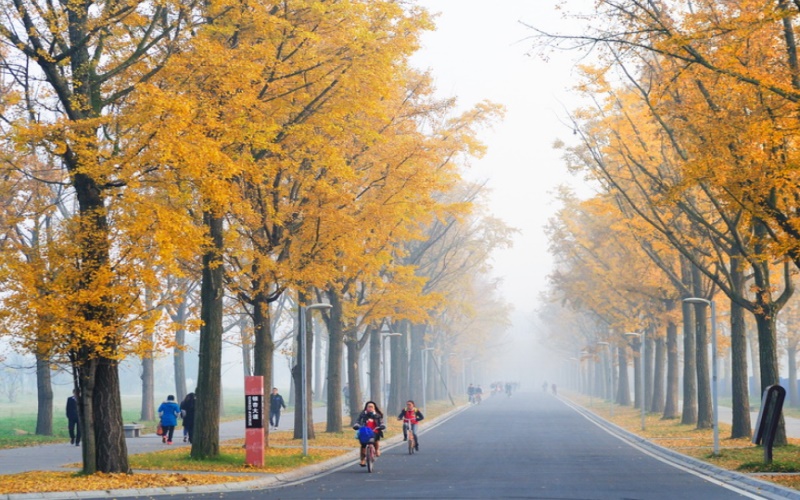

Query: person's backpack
<box><xmin>357</xmin><ymin>425</ymin><xmax>375</xmax><ymax>444</ymax></box>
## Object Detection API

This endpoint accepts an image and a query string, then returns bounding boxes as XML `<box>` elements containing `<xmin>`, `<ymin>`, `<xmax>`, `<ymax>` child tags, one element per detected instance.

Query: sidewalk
<box><xmin>0</xmin><ymin>406</ymin><xmax>331</xmax><ymax>476</ymax></box>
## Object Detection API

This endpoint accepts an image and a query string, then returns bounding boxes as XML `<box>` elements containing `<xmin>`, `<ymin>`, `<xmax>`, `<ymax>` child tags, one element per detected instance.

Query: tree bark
<box><xmin>729</xmin><ymin>261</ymin><xmax>751</xmax><ymax>438</ymax></box>
<box><xmin>35</xmin><ymin>352</ymin><xmax>53</xmax><ymax>436</ymax></box>
<box><xmin>191</xmin><ymin>212</ymin><xmax>224</xmax><ymax>459</ymax></box>
<box><xmin>692</xmin><ymin>301</ymin><xmax>713</xmax><ymax>430</ymax></box>
<box><xmin>325</xmin><ymin>289</ymin><xmax>344</xmax><ymax>433</ymax></box>
<box><xmin>681</xmin><ymin>287</ymin><xmax>698</xmax><ymax>425</ymax></box>
<box><xmin>292</xmin><ymin>295</ymin><xmax>315</xmax><ymax>440</ymax></box>
<box><xmin>616</xmin><ymin>344</ymin><xmax>631</xmax><ymax>406</ymax></box>
<box><xmin>663</xmin><ymin>313</ymin><xmax>680</xmax><ymax>419</ymax></box>
<box><xmin>173</xmin><ymin>297</ymin><xmax>190</xmax><ymax>402</ymax></box>
<box><xmin>369</xmin><ymin>326</ymin><xmax>381</xmax><ymax>407</ymax></box>
<box><xmin>141</xmin><ymin>353</ymin><xmax>155</xmax><ymax>422</ymax></box>
<box><xmin>94</xmin><ymin>361</ymin><xmax>129</xmax><ymax>473</ymax></box>
<box><xmin>388</xmin><ymin>321</ymin><xmax>408</xmax><ymax>413</ymax></box>
<box><xmin>650</xmin><ymin>335</ymin><xmax>665</xmax><ymax>414</ymax></box>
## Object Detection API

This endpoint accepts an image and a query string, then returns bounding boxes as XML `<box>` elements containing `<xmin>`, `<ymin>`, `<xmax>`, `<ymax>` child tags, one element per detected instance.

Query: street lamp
<box><xmin>625</xmin><ymin>332</ymin><xmax>645</xmax><ymax>430</ymax></box>
<box><xmin>300</xmin><ymin>302</ymin><xmax>332</xmax><ymax>456</ymax></box>
<box><xmin>421</xmin><ymin>347</ymin><xmax>434</xmax><ymax>414</ymax></box>
<box><xmin>381</xmin><ymin>332</ymin><xmax>402</xmax><ymax>408</ymax></box>
<box><xmin>684</xmin><ymin>297</ymin><xmax>719</xmax><ymax>456</ymax></box>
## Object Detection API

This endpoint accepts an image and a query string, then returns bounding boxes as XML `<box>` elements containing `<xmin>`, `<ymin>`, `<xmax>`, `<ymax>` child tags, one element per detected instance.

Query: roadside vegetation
<box><xmin>567</xmin><ymin>393</ymin><xmax>800</xmax><ymax>491</ymax></box>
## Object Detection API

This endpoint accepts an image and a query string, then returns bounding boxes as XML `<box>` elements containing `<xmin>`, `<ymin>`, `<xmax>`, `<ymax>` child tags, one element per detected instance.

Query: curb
<box><xmin>1</xmin><ymin>404</ymin><xmax>470</xmax><ymax>500</ymax></box>
<box><xmin>560</xmin><ymin>396</ymin><xmax>800</xmax><ymax>500</ymax></box>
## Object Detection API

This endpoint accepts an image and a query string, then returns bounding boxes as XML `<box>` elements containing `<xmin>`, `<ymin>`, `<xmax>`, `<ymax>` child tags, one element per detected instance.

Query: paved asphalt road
<box><xmin>137</xmin><ymin>392</ymin><xmax>790</xmax><ymax>500</ymax></box>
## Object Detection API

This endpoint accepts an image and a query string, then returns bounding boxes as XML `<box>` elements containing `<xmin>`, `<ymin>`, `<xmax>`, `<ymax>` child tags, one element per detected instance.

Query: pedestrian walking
<box><xmin>158</xmin><ymin>395</ymin><xmax>181</xmax><ymax>445</ymax></box>
<box><xmin>180</xmin><ymin>392</ymin><xmax>196</xmax><ymax>443</ymax></box>
<box><xmin>66</xmin><ymin>389</ymin><xmax>80</xmax><ymax>446</ymax></box>
<box><xmin>269</xmin><ymin>387</ymin><xmax>286</xmax><ymax>430</ymax></box>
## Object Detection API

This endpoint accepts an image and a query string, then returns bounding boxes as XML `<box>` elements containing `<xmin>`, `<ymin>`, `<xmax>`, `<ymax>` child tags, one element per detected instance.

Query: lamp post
<box><xmin>625</xmin><ymin>332</ymin><xmax>645</xmax><ymax>430</ymax></box>
<box><xmin>684</xmin><ymin>297</ymin><xmax>719</xmax><ymax>455</ymax></box>
<box><xmin>300</xmin><ymin>302</ymin><xmax>332</xmax><ymax>456</ymax></box>
<box><xmin>421</xmin><ymin>347</ymin><xmax>434</xmax><ymax>414</ymax></box>
<box><xmin>597</xmin><ymin>341</ymin><xmax>612</xmax><ymax>416</ymax></box>
<box><xmin>381</xmin><ymin>333</ymin><xmax>402</xmax><ymax>408</ymax></box>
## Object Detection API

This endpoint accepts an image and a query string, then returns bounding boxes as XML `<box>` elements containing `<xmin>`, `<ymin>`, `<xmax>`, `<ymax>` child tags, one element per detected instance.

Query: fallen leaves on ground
<box><xmin>0</xmin><ymin>471</ymin><xmax>252</xmax><ymax>494</ymax></box>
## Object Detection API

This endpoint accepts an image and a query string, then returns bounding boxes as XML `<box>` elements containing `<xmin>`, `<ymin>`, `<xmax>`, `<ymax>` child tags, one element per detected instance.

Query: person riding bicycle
<box><xmin>397</xmin><ymin>400</ymin><xmax>424</xmax><ymax>451</ymax></box>
<box><xmin>353</xmin><ymin>400</ymin><xmax>385</xmax><ymax>466</ymax></box>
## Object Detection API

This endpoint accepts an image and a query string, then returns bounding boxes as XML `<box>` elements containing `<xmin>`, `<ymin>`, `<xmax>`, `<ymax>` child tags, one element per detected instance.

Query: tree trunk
<box><xmin>140</xmin><ymin>288</ymin><xmax>155</xmax><ymax>421</ymax></box>
<box><xmin>693</xmin><ymin>301</ymin><xmax>713</xmax><ymax>430</ymax></box>
<box><xmin>76</xmin><ymin>362</ymin><xmax>97</xmax><ymax>474</ymax></box>
<box><xmin>748</xmin><ymin>326</ymin><xmax>761</xmax><ymax>398</ymax></box>
<box><xmin>388</xmin><ymin>321</ymin><xmax>408</xmax><ymax>413</ymax></box>
<box><xmin>650</xmin><ymin>335</ymin><xmax>665</xmax><ymax>414</ymax></box>
<box><xmin>35</xmin><ymin>351</ymin><xmax>53</xmax><ymax>436</ymax></box>
<box><xmin>730</xmin><ymin>263</ymin><xmax>751</xmax><ymax>438</ymax></box>
<box><xmin>292</xmin><ymin>296</ymin><xmax>315</xmax><ymax>440</ymax></box>
<box><xmin>410</xmin><ymin>324</ymin><xmax>425</xmax><ymax>401</ymax></box>
<box><xmin>325</xmin><ymin>290</ymin><xmax>344</xmax><ymax>433</ymax></box>
<box><xmin>191</xmin><ymin>212</ymin><xmax>224</xmax><ymax>459</ymax></box>
<box><xmin>663</xmin><ymin>315</ymin><xmax>680</xmax><ymax>419</ymax></box>
<box><xmin>616</xmin><ymin>344</ymin><xmax>631</xmax><ymax>406</ymax></box>
<box><xmin>94</xmin><ymin>360</ymin><xmax>129</xmax><ymax>473</ymax></box>
<box><xmin>346</xmin><ymin>339</ymin><xmax>363</xmax><ymax>423</ymax></box>
<box><xmin>252</xmin><ymin>295</ymin><xmax>273</xmax><ymax>445</ymax></box>
<box><xmin>754</xmin><ymin>308</ymin><xmax>787</xmax><ymax>445</ymax></box>
<box><xmin>789</xmin><ymin>345</ymin><xmax>798</xmax><ymax>409</ymax></box>
<box><xmin>681</xmin><ymin>298</ymin><xmax>698</xmax><ymax>425</ymax></box>
<box><xmin>141</xmin><ymin>353</ymin><xmax>155</xmax><ymax>422</ymax></box>
<box><xmin>369</xmin><ymin>326</ymin><xmax>381</xmax><ymax>406</ymax></box>
<box><xmin>631</xmin><ymin>340</ymin><xmax>642</xmax><ymax>409</ymax></box>
<box><xmin>173</xmin><ymin>299</ymin><xmax>189</xmax><ymax>403</ymax></box>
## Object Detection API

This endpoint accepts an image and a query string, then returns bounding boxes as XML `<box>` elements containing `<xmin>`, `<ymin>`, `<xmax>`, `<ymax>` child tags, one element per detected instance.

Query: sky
<box><xmin>410</xmin><ymin>1</ymin><xmax>594</xmax><ymax>382</ymax></box>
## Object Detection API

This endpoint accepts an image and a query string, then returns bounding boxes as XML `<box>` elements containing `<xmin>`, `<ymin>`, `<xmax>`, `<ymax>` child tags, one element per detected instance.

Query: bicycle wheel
<box><xmin>409</xmin><ymin>434</ymin><xmax>414</xmax><ymax>454</ymax></box>
<box><xmin>366</xmin><ymin>443</ymin><xmax>374</xmax><ymax>472</ymax></box>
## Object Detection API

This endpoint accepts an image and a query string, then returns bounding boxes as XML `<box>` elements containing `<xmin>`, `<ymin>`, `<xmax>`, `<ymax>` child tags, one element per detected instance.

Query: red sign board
<box><xmin>244</xmin><ymin>376</ymin><xmax>264</xmax><ymax>467</ymax></box>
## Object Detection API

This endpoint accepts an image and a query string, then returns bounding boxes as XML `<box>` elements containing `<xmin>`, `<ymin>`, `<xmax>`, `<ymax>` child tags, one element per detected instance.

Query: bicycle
<box><xmin>403</xmin><ymin>419</ymin><xmax>415</xmax><ymax>455</ymax></box>
<box><xmin>354</xmin><ymin>424</ymin><xmax>380</xmax><ymax>472</ymax></box>
<box><xmin>365</xmin><ymin>437</ymin><xmax>377</xmax><ymax>472</ymax></box>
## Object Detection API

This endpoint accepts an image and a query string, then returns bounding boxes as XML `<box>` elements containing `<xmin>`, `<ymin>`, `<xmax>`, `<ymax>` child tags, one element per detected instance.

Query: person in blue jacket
<box><xmin>158</xmin><ymin>395</ymin><xmax>181</xmax><ymax>444</ymax></box>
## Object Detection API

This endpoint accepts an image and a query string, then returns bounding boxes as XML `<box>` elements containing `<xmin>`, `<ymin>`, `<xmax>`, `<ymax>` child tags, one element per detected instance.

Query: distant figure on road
<box><xmin>551</xmin><ymin>384</ymin><xmax>558</xmax><ymax>396</ymax></box>
<box><xmin>66</xmin><ymin>389</ymin><xmax>80</xmax><ymax>446</ymax></box>
<box><xmin>541</xmin><ymin>381</ymin><xmax>547</xmax><ymax>393</ymax></box>
<box><xmin>158</xmin><ymin>395</ymin><xmax>181</xmax><ymax>445</ymax></box>
<box><xmin>467</xmin><ymin>383</ymin><xmax>476</xmax><ymax>404</ymax></box>
<box><xmin>180</xmin><ymin>392</ymin><xmax>196</xmax><ymax>443</ymax></box>
<box><xmin>269</xmin><ymin>387</ymin><xmax>286</xmax><ymax>430</ymax></box>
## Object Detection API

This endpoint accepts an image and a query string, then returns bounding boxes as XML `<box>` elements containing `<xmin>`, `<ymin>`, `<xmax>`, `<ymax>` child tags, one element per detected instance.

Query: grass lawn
<box><xmin>0</xmin><ymin>391</ymin><xmax>248</xmax><ymax>449</ymax></box>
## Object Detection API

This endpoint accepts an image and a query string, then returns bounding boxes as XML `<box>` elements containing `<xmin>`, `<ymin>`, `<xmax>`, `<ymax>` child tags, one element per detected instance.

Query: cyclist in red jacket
<box><xmin>397</xmin><ymin>400</ymin><xmax>424</xmax><ymax>451</ymax></box>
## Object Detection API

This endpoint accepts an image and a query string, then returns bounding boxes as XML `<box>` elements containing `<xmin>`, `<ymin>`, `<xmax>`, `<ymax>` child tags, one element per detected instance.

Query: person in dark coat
<box><xmin>269</xmin><ymin>387</ymin><xmax>286</xmax><ymax>430</ymax></box>
<box><xmin>66</xmin><ymin>389</ymin><xmax>80</xmax><ymax>446</ymax></box>
<box><xmin>180</xmin><ymin>392</ymin><xmax>196</xmax><ymax>443</ymax></box>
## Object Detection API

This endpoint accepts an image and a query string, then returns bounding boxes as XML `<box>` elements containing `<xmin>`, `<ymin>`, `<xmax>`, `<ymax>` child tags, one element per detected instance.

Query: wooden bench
<box><xmin>123</xmin><ymin>423</ymin><xmax>145</xmax><ymax>438</ymax></box>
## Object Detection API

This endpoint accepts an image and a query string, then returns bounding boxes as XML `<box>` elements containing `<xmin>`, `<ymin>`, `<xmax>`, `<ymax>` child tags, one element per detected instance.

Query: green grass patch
<box><xmin>127</xmin><ymin>442</ymin><xmax>348</xmax><ymax>473</ymax></box>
